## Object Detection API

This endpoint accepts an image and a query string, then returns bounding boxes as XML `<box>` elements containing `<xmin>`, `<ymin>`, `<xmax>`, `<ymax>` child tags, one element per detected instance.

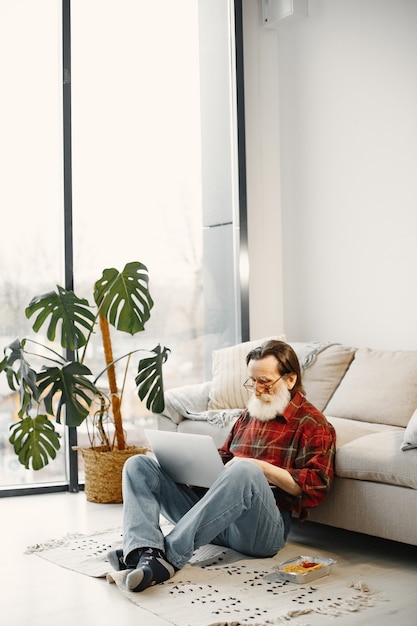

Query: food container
<box><xmin>272</xmin><ymin>555</ymin><xmax>337</xmax><ymax>583</ymax></box>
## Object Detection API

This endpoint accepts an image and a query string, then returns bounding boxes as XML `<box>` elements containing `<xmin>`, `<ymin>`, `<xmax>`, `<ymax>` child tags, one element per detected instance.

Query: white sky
<box><xmin>0</xmin><ymin>0</ymin><xmax>202</xmax><ymax>287</ymax></box>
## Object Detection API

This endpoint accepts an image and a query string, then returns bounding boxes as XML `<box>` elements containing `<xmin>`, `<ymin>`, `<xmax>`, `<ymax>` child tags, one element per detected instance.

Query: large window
<box><xmin>0</xmin><ymin>0</ymin><xmax>246</xmax><ymax>494</ymax></box>
<box><xmin>0</xmin><ymin>1</ymin><xmax>67</xmax><ymax>488</ymax></box>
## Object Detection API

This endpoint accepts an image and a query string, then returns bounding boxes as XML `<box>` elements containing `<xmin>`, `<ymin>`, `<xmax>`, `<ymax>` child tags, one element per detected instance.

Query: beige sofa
<box><xmin>156</xmin><ymin>338</ymin><xmax>417</xmax><ymax>546</ymax></box>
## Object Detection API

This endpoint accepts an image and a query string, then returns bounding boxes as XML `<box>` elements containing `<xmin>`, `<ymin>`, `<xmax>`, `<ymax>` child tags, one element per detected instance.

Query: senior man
<box><xmin>108</xmin><ymin>339</ymin><xmax>336</xmax><ymax>592</ymax></box>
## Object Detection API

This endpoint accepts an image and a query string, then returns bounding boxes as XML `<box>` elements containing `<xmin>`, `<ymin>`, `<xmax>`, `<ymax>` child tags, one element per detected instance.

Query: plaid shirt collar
<box><xmin>279</xmin><ymin>391</ymin><xmax>306</xmax><ymax>423</ymax></box>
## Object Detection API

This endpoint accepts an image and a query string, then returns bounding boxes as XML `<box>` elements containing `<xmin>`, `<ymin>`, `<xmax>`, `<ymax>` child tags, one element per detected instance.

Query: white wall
<box><xmin>242</xmin><ymin>0</ymin><xmax>285</xmax><ymax>339</ymax></box>
<box><xmin>243</xmin><ymin>0</ymin><xmax>417</xmax><ymax>350</ymax></box>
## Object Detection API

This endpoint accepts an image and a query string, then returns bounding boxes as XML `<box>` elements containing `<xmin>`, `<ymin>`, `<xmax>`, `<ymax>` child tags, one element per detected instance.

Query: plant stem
<box><xmin>96</xmin><ymin>395</ymin><xmax>111</xmax><ymax>450</ymax></box>
<box><xmin>98</xmin><ymin>312</ymin><xmax>126</xmax><ymax>450</ymax></box>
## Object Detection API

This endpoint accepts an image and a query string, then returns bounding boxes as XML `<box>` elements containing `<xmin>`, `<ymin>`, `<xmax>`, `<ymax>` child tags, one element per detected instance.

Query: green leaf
<box><xmin>135</xmin><ymin>344</ymin><xmax>170</xmax><ymax>413</ymax></box>
<box><xmin>9</xmin><ymin>415</ymin><xmax>61</xmax><ymax>470</ymax></box>
<box><xmin>0</xmin><ymin>338</ymin><xmax>39</xmax><ymax>417</ymax></box>
<box><xmin>36</xmin><ymin>361</ymin><xmax>99</xmax><ymax>427</ymax></box>
<box><xmin>25</xmin><ymin>286</ymin><xmax>96</xmax><ymax>351</ymax></box>
<box><xmin>94</xmin><ymin>261</ymin><xmax>154</xmax><ymax>335</ymax></box>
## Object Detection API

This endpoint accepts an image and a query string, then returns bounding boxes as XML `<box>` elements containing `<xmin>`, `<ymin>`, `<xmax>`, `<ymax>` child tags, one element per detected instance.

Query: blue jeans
<box><xmin>121</xmin><ymin>455</ymin><xmax>291</xmax><ymax>570</ymax></box>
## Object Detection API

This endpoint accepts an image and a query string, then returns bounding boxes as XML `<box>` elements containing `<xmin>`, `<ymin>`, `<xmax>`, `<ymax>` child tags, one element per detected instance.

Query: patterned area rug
<box><xmin>25</xmin><ymin>526</ymin><xmax>388</xmax><ymax>626</ymax></box>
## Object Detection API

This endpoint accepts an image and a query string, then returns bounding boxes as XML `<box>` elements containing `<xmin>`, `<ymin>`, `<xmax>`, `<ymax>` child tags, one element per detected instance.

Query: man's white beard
<box><xmin>246</xmin><ymin>384</ymin><xmax>291</xmax><ymax>422</ymax></box>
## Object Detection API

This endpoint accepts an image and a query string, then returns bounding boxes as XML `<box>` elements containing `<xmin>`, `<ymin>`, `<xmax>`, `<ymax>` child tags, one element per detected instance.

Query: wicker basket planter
<box><xmin>79</xmin><ymin>446</ymin><xmax>148</xmax><ymax>503</ymax></box>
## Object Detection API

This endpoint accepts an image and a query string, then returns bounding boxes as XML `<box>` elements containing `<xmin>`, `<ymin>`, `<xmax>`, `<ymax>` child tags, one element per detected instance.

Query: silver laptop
<box><xmin>144</xmin><ymin>429</ymin><xmax>225</xmax><ymax>488</ymax></box>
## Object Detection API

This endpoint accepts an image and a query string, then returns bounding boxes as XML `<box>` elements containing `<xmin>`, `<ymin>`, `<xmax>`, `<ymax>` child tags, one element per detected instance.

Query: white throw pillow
<box><xmin>290</xmin><ymin>343</ymin><xmax>356</xmax><ymax>411</ymax></box>
<box><xmin>325</xmin><ymin>347</ymin><xmax>417</xmax><ymax>427</ymax></box>
<box><xmin>401</xmin><ymin>409</ymin><xmax>417</xmax><ymax>451</ymax></box>
<box><xmin>208</xmin><ymin>335</ymin><xmax>286</xmax><ymax>410</ymax></box>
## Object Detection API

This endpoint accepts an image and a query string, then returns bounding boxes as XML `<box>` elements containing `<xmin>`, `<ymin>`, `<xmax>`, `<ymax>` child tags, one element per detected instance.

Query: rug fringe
<box><xmin>24</xmin><ymin>527</ymin><xmax>122</xmax><ymax>554</ymax></box>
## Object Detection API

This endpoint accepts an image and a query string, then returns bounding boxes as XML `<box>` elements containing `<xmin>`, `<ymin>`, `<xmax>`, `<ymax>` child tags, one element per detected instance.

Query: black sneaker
<box><xmin>107</xmin><ymin>549</ymin><xmax>128</xmax><ymax>571</ymax></box>
<box><xmin>126</xmin><ymin>548</ymin><xmax>176</xmax><ymax>592</ymax></box>
<box><xmin>107</xmin><ymin>547</ymin><xmax>144</xmax><ymax>571</ymax></box>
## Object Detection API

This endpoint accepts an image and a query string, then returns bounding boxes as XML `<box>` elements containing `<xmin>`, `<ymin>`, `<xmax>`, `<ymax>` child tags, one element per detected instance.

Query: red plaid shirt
<box><xmin>218</xmin><ymin>392</ymin><xmax>336</xmax><ymax>520</ymax></box>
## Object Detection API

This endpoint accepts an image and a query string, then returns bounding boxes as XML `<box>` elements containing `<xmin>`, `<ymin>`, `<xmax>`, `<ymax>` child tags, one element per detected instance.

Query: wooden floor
<box><xmin>2</xmin><ymin>491</ymin><xmax>416</xmax><ymax>626</ymax></box>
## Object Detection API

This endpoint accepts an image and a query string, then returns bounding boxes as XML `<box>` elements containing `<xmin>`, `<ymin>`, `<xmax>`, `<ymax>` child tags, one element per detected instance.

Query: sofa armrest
<box><xmin>161</xmin><ymin>381</ymin><xmax>212</xmax><ymax>425</ymax></box>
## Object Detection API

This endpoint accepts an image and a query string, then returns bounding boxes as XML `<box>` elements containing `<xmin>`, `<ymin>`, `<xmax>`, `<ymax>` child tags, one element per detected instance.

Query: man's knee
<box><xmin>226</xmin><ymin>458</ymin><xmax>262</xmax><ymax>480</ymax></box>
<box><xmin>221</xmin><ymin>459</ymin><xmax>267</xmax><ymax>495</ymax></box>
<box><xmin>123</xmin><ymin>453</ymin><xmax>156</xmax><ymax>478</ymax></box>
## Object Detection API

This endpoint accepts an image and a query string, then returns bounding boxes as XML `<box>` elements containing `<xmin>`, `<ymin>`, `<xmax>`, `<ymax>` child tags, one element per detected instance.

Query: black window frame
<box><xmin>0</xmin><ymin>0</ymin><xmax>248</xmax><ymax>498</ymax></box>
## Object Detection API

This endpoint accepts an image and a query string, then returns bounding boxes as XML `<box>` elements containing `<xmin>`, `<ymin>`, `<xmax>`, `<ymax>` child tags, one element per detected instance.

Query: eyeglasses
<box><xmin>243</xmin><ymin>375</ymin><xmax>283</xmax><ymax>394</ymax></box>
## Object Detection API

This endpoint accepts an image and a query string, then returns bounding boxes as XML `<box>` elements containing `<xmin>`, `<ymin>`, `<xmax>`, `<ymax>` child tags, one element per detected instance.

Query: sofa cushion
<box><xmin>164</xmin><ymin>381</ymin><xmax>212</xmax><ymax>425</ymax></box>
<box><xmin>335</xmin><ymin>431</ymin><xmax>417</xmax><ymax>489</ymax></box>
<box><xmin>326</xmin><ymin>416</ymin><xmax>402</xmax><ymax>450</ymax></box>
<box><xmin>401</xmin><ymin>409</ymin><xmax>417</xmax><ymax>450</ymax></box>
<box><xmin>325</xmin><ymin>347</ymin><xmax>417</xmax><ymax>427</ymax></box>
<box><xmin>208</xmin><ymin>335</ymin><xmax>285</xmax><ymax>410</ymax></box>
<box><xmin>293</xmin><ymin>343</ymin><xmax>356</xmax><ymax>411</ymax></box>
<box><xmin>178</xmin><ymin>419</ymin><xmax>236</xmax><ymax>448</ymax></box>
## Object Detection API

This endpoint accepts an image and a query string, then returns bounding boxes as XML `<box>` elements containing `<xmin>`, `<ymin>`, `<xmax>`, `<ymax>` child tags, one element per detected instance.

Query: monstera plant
<box><xmin>0</xmin><ymin>261</ymin><xmax>170</xmax><ymax>472</ymax></box>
